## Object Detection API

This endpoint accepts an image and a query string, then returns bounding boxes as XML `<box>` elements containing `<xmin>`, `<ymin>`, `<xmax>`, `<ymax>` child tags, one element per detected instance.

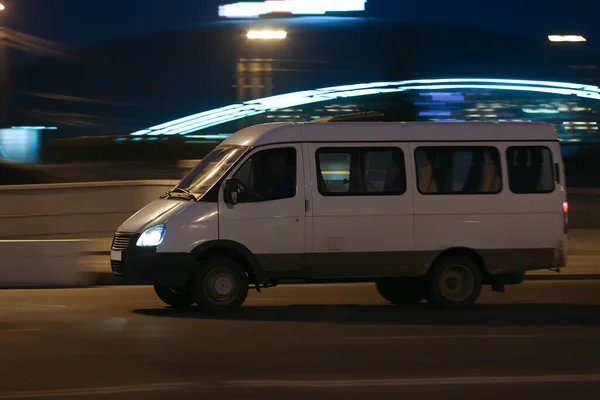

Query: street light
<box><xmin>0</xmin><ymin>2</ymin><xmax>8</xmax><ymax>128</ymax></box>
<box><xmin>238</xmin><ymin>28</ymin><xmax>287</xmax><ymax>122</ymax></box>
<box><xmin>247</xmin><ymin>30</ymin><xmax>287</xmax><ymax>40</ymax></box>
<box><xmin>548</xmin><ymin>35</ymin><xmax>587</xmax><ymax>43</ymax></box>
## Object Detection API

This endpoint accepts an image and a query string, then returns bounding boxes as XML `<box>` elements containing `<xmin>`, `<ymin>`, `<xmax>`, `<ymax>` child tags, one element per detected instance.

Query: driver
<box><xmin>265</xmin><ymin>154</ymin><xmax>295</xmax><ymax>200</ymax></box>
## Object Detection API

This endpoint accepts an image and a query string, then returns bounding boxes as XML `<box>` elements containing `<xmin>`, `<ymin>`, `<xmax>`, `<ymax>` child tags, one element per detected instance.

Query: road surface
<box><xmin>1</xmin><ymin>282</ymin><xmax>600</xmax><ymax>399</ymax></box>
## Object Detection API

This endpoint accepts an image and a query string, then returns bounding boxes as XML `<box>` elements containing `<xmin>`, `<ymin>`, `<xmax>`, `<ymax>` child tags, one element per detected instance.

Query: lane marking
<box><xmin>346</xmin><ymin>335</ymin><xmax>541</xmax><ymax>341</ymax></box>
<box><xmin>0</xmin><ymin>382</ymin><xmax>196</xmax><ymax>399</ymax></box>
<box><xmin>248</xmin><ymin>297</ymin><xmax>291</xmax><ymax>301</ymax></box>
<box><xmin>9</xmin><ymin>303</ymin><xmax>66</xmax><ymax>309</ymax></box>
<box><xmin>2</xmin><ymin>374</ymin><xmax>600</xmax><ymax>396</ymax></box>
<box><xmin>227</xmin><ymin>374</ymin><xmax>600</xmax><ymax>388</ymax></box>
<box><xmin>346</xmin><ymin>334</ymin><xmax>600</xmax><ymax>341</ymax></box>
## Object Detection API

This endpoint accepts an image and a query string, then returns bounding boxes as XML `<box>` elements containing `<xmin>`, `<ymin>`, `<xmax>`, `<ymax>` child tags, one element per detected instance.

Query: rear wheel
<box><xmin>426</xmin><ymin>255</ymin><xmax>482</xmax><ymax>310</ymax></box>
<box><xmin>375</xmin><ymin>278</ymin><xmax>425</xmax><ymax>306</ymax></box>
<box><xmin>154</xmin><ymin>286</ymin><xmax>195</xmax><ymax>309</ymax></box>
<box><xmin>193</xmin><ymin>257</ymin><xmax>249</xmax><ymax>314</ymax></box>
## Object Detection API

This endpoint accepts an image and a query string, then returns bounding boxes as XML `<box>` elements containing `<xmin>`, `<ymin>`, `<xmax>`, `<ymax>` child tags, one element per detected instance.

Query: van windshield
<box><xmin>175</xmin><ymin>145</ymin><xmax>249</xmax><ymax>197</ymax></box>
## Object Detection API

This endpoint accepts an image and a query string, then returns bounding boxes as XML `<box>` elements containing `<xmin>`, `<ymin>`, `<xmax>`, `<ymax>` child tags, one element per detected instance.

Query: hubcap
<box><xmin>439</xmin><ymin>265</ymin><xmax>474</xmax><ymax>302</ymax></box>
<box><xmin>204</xmin><ymin>268</ymin><xmax>239</xmax><ymax>305</ymax></box>
<box><xmin>214</xmin><ymin>276</ymin><xmax>233</xmax><ymax>296</ymax></box>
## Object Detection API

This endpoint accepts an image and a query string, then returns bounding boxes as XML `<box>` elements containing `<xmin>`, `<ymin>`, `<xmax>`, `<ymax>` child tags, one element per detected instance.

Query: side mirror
<box><xmin>224</xmin><ymin>179</ymin><xmax>242</xmax><ymax>205</ymax></box>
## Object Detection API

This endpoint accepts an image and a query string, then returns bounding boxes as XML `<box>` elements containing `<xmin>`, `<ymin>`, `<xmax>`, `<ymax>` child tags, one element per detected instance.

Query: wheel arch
<box><xmin>190</xmin><ymin>240</ymin><xmax>268</xmax><ymax>286</ymax></box>
<box><xmin>429</xmin><ymin>247</ymin><xmax>491</xmax><ymax>282</ymax></box>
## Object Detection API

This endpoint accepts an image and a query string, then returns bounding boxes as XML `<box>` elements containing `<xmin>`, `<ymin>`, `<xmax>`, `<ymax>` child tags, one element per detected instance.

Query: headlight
<box><xmin>136</xmin><ymin>225</ymin><xmax>165</xmax><ymax>247</ymax></box>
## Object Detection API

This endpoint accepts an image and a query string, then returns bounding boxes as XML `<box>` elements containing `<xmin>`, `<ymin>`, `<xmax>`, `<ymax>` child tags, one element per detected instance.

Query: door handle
<box><xmin>305</xmin><ymin>199</ymin><xmax>310</xmax><ymax>213</ymax></box>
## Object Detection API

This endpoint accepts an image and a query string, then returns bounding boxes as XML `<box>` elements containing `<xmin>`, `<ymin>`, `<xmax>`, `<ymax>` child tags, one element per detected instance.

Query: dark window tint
<box><xmin>415</xmin><ymin>146</ymin><xmax>502</xmax><ymax>195</ymax></box>
<box><xmin>317</xmin><ymin>147</ymin><xmax>406</xmax><ymax>196</ymax></box>
<box><xmin>233</xmin><ymin>147</ymin><xmax>297</xmax><ymax>202</ymax></box>
<box><xmin>507</xmin><ymin>146</ymin><xmax>555</xmax><ymax>194</ymax></box>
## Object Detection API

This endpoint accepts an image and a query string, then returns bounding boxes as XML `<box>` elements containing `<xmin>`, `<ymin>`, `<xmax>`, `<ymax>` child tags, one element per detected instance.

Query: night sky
<box><xmin>4</xmin><ymin>0</ymin><xmax>600</xmax><ymax>49</ymax></box>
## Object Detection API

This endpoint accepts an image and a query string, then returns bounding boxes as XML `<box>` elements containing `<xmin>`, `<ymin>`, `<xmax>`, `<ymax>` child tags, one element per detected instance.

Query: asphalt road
<box><xmin>1</xmin><ymin>282</ymin><xmax>600</xmax><ymax>399</ymax></box>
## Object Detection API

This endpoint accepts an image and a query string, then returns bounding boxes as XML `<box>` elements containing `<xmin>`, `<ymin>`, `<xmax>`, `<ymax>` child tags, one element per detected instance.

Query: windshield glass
<box><xmin>176</xmin><ymin>145</ymin><xmax>249</xmax><ymax>196</ymax></box>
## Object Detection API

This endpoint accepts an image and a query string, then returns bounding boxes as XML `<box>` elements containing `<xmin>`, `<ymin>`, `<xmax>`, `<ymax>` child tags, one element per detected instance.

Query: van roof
<box><xmin>220</xmin><ymin>121</ymin><xmax>558</xmax><ymax>148</ymax></box>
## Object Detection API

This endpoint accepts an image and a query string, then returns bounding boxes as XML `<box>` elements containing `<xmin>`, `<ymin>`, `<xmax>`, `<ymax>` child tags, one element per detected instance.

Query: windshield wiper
<box><xmin>161</xmin><ymin>187</ymin><xmax>198</xmax><ymax>201</ymax></box>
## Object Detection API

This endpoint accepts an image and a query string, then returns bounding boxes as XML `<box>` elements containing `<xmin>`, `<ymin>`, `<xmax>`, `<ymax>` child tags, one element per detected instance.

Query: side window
<box><xmin>507</xmin><ymin>146</ymin><xmax>554</xmax><ymax>194</ymax></box>
<box><xmin>316</xmin><ymin>147</ymin><xmax>406</xmax><ymax>196</ymax></box>
<box><xmin>363</xmin><ymin>149</ymin><xmax>406</xmax><ymax>193</ymax></box>
<box><xmin>233</xmin><ymin>147</ymin><xmax>297</xmax><ymax>202</ymax></box>
<box><xmin>317</xmin><ymin>151</ymin><xmax>352</xmax><ymax>194</ymax></box>
<box><xmin>234</xmin><ymin>155</ymin><xmax>254</xmax><ymax>189</ymax></box>
<box><xmin>415</xmin><ymin>146</ymin><xmax>502</xmax><ymax>195</ymax></box>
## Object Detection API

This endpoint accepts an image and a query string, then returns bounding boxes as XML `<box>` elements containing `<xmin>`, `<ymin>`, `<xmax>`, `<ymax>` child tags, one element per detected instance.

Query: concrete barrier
<box><xmin>0</xmin><ymin>180</ymin><xmax>176</xmax><ymax>240</ymax></box>
<box><xmin>1</xmin><ymin>233</ymin><xmax>599</xmax><ymax>288</ymax></box>
<box><xmin>177</xmin><ymin>159</ymin><xmax>202</xmax><ymax>169</ymax></box>
<box><xmin>0</xmin><ymin>240</ymin><xmax>93</xmax><ymax>288</ymax></box>
<box><xmin>0</xmin><ymin>181</ymin><xmax>597</xmax><ymax>289</ymax></box>
<box><xmin>1</xmin><ymin>180</ymin><xmax>597</xmax><ymax>241</ymax></box>
<box><xmin>76</xmin><ymin>229</ymin><xmax>600</xmax><ymax>279</ymax></box>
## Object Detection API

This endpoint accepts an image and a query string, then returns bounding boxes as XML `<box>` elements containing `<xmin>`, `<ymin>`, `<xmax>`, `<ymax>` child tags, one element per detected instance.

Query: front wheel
<box><xmin>425</xmin><ymin>255</ymin><xmax>482</xmax><ymax>310</ymax></box>
<box><xmin>193</xmin><ymin>257</ymin><xmax>249</xmax><ymax>314</ymax></box>
<box><xmin>154</xmin><ymin>286</ymin><xmax>195</xmax><ymax>309</ymax></box>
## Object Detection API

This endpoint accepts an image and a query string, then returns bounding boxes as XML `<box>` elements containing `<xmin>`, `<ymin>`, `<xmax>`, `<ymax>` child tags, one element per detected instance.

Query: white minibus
<box><xmin>110</xmin><ymin>120</ymin><xmax>568</xmax><ymax>312</ymax></box>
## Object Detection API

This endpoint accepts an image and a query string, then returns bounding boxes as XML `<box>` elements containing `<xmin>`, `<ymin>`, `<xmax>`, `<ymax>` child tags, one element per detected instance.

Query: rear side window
<box><xmin>317</xmin><ymin>147</ymin><xmax>406</xmax><ymax>196</ymax></box>
<box><xmin>506</xmin><ymin>146</ymin><xmax>555</xmax><ymax>194</ymax></box>
<box><xmin>415</xmin><ymin>146</ymin><xmax>502</xmax><ymax>195</ymax></box>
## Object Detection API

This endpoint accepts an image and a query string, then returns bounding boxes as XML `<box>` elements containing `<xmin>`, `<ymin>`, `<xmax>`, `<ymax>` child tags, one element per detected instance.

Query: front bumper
<box><xmin>110</xmin><ymin>233</ymin><xmax>196</xmax><ymax>287</ymax></box>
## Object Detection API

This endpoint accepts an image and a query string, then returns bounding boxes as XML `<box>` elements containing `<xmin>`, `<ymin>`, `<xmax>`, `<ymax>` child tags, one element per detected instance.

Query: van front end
<box><xmin>110</xmin><ymin>228</ymin><xmax>197</xmax><ymax>288</ymax></box>
<box><xmin>109</xmin><ymin>198</ymin><xmax>220</xmax><ymax>289</ymax></box>
<box><xmin>109</xmin><ymin>196</ymin><xmax>252</xmax><ymax>313</ymax></box>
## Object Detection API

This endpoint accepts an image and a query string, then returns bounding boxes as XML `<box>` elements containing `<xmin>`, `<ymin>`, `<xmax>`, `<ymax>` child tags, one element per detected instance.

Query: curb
<box><xmin>525</xmin><ymin>274</ymin><xmax>600</xmax><ymax>281</ymax></box>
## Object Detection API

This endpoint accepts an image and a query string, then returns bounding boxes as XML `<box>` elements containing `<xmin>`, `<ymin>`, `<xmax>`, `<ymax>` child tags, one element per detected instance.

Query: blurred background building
<box><xmin>0</xmin><ymin>0</ymin><xmax>599</xmax><ymax>168</ymax></box>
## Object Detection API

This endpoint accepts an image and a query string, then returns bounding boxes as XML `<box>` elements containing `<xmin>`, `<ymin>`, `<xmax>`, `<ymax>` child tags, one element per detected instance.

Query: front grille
<box><xmin>112</xmin><ymin>233</ymin><xmax>132</xmax><ymax>251</ymax></box>
<box><xmin>111</xmin><ymin>261</ymin><xmax>124</xmax><ymax>276</ymax></box>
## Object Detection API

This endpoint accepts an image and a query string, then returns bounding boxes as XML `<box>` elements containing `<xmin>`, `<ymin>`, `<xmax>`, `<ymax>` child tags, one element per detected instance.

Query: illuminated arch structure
<box><xmin>130</xmin><ymin>78</ymin><xmax>600</xmax><ymax>137</ymax></box>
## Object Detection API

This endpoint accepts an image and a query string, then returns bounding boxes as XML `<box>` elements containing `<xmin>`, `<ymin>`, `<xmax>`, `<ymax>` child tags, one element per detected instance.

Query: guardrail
<box><xmin>177</xmin><ymin>159</ymin><xmax>202</xmax><ymax>169</ymax></box>
<box><xmin>0</xmin><ymin>180</ymin><xmax>176</xmax><ymax>239</ymax></box>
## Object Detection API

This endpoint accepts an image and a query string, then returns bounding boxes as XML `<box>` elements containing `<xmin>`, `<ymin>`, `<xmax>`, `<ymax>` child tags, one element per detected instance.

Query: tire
<box><xmin>154</xmin><ymin>286</ymin><xmax>195</xmax><ymax>309</ymax></box>
<box><xmin>193</xmin><ymin>257</ymin><xmax>249</xmax><ymax>314</ymax></box>
<box><xmin>375</xmin><ymin>278</ymin><xmax>425</xmax><ymax>306</ymax></box>
<box><xmin>425</xmin><ymin>255</ymin><xmax>482</xmax><ymax>310</ymax></box>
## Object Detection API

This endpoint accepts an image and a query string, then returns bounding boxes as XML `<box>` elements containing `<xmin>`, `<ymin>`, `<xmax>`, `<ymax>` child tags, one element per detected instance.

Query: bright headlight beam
<box><xmin>136</xmin><ymin>225</ymin><xmax>166</xmax><ymax>247</ymax></box>
<box><xmin>131</xmin><ymin>78</ymin><xmax>600</xmax><ymax>136</ymax></box>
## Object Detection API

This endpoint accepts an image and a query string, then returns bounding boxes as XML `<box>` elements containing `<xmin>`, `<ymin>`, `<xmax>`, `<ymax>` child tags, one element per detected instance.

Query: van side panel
<box><xmin>412</xmin><ymin>140</ymin><xmax>565</xmax><ymax>275</ymax></box>
<box><xmin>306</xmin><ymin>142</ymin><xmax>416</xmax><ymax>278</ymax></box>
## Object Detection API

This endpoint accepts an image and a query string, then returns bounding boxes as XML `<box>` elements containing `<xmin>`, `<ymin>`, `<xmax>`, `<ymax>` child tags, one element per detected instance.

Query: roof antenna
<box><xmin>312</xmin><ymin>111</ymin><xmax>384</xmax><ymax>123</ymax></box>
